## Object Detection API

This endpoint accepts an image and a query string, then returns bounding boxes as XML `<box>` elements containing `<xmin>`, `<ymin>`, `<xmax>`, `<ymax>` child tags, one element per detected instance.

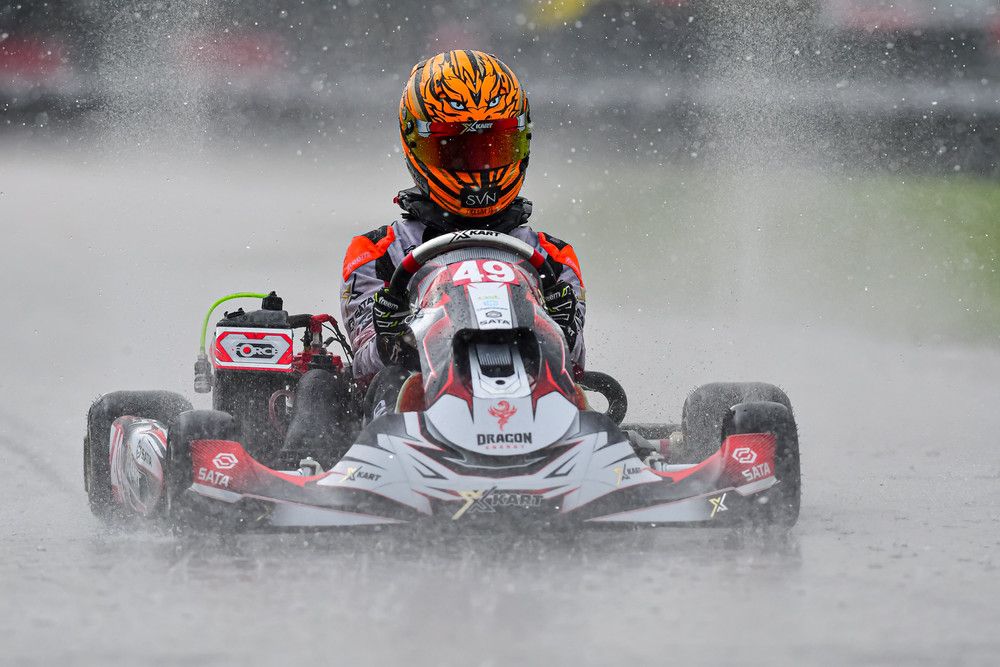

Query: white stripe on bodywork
<box><xmin>585</xmin><ymin>491</ymin><xmax>724</xmax><ymax>523</ymax></box>
<box><xmin>734</xmin><ymin>476</ymin><xmax>777</xmax><ymax>496</ymax></box>
<box><xmin>267</xmin><ymin>503</ymin><xmax>407</xmax><ymax>527</ymax></box>
<box><xmin>191</xmin><ymin>483</ymin><xmax>242</xmax><ymax>503</ymax></box>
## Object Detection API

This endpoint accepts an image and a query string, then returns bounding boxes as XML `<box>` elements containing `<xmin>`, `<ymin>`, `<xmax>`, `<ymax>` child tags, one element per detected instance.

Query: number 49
<box><xmin>450</xmin><ymin>260</ymin><xmax>515</xmax><ymax>285</ymax></box>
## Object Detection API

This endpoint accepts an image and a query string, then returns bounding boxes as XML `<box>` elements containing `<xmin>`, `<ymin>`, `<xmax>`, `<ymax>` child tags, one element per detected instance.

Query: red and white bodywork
<box><xmin>109</xmin><ymin>417</ymin><xmax>168</xmax><ymax>517</ymax></box>
<box><xmin>104</xmin><ymin>231</ymin><xmax>793</xmax><ymax>529</ymax></box>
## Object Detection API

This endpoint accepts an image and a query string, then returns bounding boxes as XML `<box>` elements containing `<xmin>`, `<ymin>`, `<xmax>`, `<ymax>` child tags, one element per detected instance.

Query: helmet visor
<box><xmin>407</xmin><ymin>114</ymin><xmax>530</xmax><ymax>171</ymax></box>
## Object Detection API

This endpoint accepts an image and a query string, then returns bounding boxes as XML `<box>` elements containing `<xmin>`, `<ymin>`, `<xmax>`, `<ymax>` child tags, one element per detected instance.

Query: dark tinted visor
<box><xmin>408</xmin><ymin>114</ymin><xmax>530</xmax><ymax>171</ymax></box>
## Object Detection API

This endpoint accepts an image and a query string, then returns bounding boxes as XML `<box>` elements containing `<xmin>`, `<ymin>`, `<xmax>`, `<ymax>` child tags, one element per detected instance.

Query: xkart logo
<box><xmin>212</xmin><ymin>452</ymin><xmax>239</xmax><ymax>470</ymax></box>
<box><xmin>708</xmin><ymin>492</ymin><xmax>728</xmax><ymax>518</ymax></box>
<box><xmin>461</xmin><ymin>120</ymin><xmax>494</xmax><ymax>134</ymax></box>
<box><xmin>339</xmin><ymin>466</ymin><xmax>382</xmax><ymax>483</ymax></box>
<box><xmin>452</xmin><ymin>488</ymin><xmax>543</xmax><ymax>520</ymax></box>
<box><xmin>341</xmin><ymin>274</ymin><xmax>363</xmax><ymax>302</ymax></box>
<box><xmin>732</xmin><ymin>447</ymin><xmax>758</xmax><ymax>465</ymax></box>
<box><xmin>613</xmin><ymin>464</ymin><xmax>645</xmax><ymax>486</ymax></box>
<box><xmin>450</xmin><ymin>229</ymin><xmax>501</xmax><ymax>243</ymax></box>
<box><xmin>235</xmin><ymin>342</ymin><xmax>278</xmax><ymax>359</ymax></box>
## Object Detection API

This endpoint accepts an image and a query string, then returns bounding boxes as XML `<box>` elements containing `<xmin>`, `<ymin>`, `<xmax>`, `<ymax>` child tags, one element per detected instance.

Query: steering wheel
<box><xmin>387</xmin><ymin>230</ymin><xmax>558</xmax><ymax>301</ymax></box>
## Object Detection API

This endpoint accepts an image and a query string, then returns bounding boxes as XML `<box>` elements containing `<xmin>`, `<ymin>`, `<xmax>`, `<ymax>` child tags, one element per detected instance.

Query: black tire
<box><xmin>165</xmin><ymin>410</ymin><xmax>238</xmax><ymax>530</ymax></box>
<box><xmin>680</xmin><ymin>382</ymin><xmax>792</xmax><ymax>463</ymax></box>
<box><xmin>724</xmin><ymin>401</ymin><xmax>801</xmax><ymax>527</ymax></box>
<box><xmin>283</xmin><ymin>368</ymin><xmax>360</xmax><ymax>469</ymax></box>
<box><xmin>84</xmin><ymin>390</ymin><xmax>192</xmax><ymax>523</ymax></box>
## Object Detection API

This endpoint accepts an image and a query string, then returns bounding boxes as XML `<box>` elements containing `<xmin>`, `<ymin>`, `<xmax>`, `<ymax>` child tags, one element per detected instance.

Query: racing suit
<box><xmin>340</xmin><ymin>187</ymin><xmax>586</xmax><ymax>382</ymax></box>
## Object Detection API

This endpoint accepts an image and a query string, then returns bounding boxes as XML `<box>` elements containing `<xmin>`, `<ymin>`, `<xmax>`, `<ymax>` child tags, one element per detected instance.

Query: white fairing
<box><xmin>423</xmin><ymin>341</ymin><xmax>578</xmax><ymax>455</ymax></box>
<box><xmin>319</xmin><ymin>412</ymin><xmax>658</xmax><ymax>519</ymax></box>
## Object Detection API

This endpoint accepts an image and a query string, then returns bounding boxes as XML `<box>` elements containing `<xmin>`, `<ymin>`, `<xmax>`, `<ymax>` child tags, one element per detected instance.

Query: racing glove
<box><xmin>373</xmin><ymin>287</ymin><xmax>419</xmax><ymax>369</ymax></box>
<box><xmin>372</xmin><ymin>287</ymin><xmax>410</xmax><ymax>338</ymax></box>
<box><xmin>543</xmin><ymin>281</ymin><xmax>579</xmax><ymax>351</ymax></box>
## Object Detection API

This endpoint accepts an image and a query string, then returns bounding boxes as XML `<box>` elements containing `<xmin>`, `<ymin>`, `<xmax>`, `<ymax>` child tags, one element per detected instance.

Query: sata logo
<box><xmin>235</xmin><ymin>342</ymin><xmax>278</xmax><ymax>359</ymax></box>
<box><xmin>198</xmin><ymin>467</ymin><xmax>231</xmax><ymax>487</ymax></box>
<box><xmin>212</xmin><ymin>452</ymin><xmax>239</xmax><ymax>470</ymax></box>
<box><xmin>741</xmin><ymin>462</ymin><xmax>772</xmax><ymax>482</ymax></box>
<box><xmin>732</xmin><ymin>447</ymin><xmax>758</xmax><ymax>465</ymax></box>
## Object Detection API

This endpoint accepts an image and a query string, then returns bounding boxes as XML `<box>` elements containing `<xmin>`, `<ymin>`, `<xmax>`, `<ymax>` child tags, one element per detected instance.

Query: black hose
<box><xmin>578</xmin><ymin>371</ymin><xmax>628</xmax><ymax>425</ymax></box>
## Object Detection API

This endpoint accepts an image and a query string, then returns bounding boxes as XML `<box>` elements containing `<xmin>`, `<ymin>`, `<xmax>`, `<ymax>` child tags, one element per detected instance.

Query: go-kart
<box><xmin>84</xmin><ymin>230</ymin><xmax>800</xmax><ymax>530</ymax></box>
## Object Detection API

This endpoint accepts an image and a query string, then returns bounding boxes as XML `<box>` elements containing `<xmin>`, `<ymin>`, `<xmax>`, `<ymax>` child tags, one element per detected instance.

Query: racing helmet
<box><xmin>399</xmin><ymin>50</ymin><xmax>531</xmax><ymax>219</ymax></box>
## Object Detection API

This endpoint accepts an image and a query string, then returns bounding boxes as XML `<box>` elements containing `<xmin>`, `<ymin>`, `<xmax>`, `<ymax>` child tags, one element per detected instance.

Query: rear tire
<box><xmin>84</xmin><ymin>391</ymin><xmax>192</xmax><ymax>523</ymax></box>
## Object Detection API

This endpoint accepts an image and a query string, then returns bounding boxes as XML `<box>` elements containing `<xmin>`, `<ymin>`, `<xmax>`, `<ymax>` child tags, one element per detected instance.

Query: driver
<box><xmin>340</xmin><ymin>50</ymin><xmax>586</xmax><ymax>403</ymax></box>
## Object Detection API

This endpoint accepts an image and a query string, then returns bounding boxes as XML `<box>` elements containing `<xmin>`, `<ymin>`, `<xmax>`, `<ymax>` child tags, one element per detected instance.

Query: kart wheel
<box><xmin>680</xmin><ymin>382</ymin><xmax>792</xmax><ymax>463</ymax></box>
<box><xmin>282</xmin><ymin>368</ymin><xmax>361</xmax><ymax>468</ymax></box>
<box><xmin>84</xmin><ymin>391</ymin><xmax>192</xmax><ymax>523</ymax></box>
<box><xmin>165</xmin><ymin>410</ymin><xmax>238</xmax><ymax>530</ymax></box>
<box><xmin>724</xmin><ymin>401</ymin><xmax>801</xmax><ymax>527</ymax></box>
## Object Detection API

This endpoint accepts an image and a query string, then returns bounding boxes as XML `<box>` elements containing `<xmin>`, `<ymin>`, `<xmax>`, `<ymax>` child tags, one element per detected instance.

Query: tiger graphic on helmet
<box><xmin>399</xmin><ymin>50</ymin><xmax>531</xmax><ymax>218</ymax></box>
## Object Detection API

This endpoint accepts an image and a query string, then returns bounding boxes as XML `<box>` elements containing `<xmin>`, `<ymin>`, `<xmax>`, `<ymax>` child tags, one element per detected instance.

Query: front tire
<box><xmin>680</xmin><ymin>383</ymin><xmax>800</xmax><ymax>528</ymax></box>
<box><xmin>680</xmin><ymin>382</ymin><xmax>792</xmax><ymax>463</ymax></box>
<box><xmin>165</xmin><ymin>410</ymin><xmax>238</xmax><ymax>531</ymax></box>
<box><xmin>84</xmin><ymin>391</ymin><xmax>192</xmax><ymax>523</ymax></box>
<box><xmin>725</xmin><ymin>401</ymin><xmax>801</xmax><ymax>527</ymax></box>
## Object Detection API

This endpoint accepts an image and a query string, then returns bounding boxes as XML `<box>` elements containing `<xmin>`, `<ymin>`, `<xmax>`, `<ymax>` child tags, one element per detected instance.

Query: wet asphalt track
<box><xmin>2</xmin><ymin>141</ymin><xmax>999</xmax><ymax>666</ymax></box>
